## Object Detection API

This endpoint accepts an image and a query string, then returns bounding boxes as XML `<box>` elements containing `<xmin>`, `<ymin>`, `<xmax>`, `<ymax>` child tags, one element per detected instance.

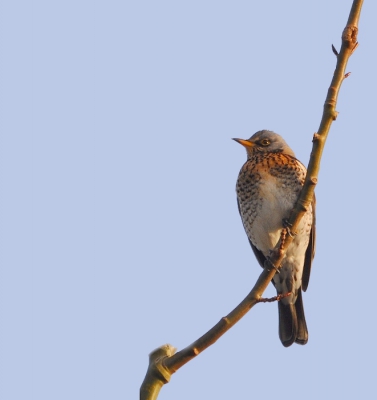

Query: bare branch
<box><xmin>140</xmin><ymin>1</ymin><xmax>364</xmax><ymax>398</ymax></box>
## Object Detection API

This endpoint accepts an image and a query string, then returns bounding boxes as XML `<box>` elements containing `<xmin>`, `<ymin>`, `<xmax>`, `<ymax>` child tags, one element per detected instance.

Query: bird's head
<box><xmin>233</xmin><ymin>130</ymin><xmax>295</xmax><ymax>159</ymax></box>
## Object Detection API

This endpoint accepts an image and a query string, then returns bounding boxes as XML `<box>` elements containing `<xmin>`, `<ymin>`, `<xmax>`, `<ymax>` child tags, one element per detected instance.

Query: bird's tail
<box><xmin>278</xmin><ymin>288</ymin><xmax>308</xmax><ymax>347</ymax></box>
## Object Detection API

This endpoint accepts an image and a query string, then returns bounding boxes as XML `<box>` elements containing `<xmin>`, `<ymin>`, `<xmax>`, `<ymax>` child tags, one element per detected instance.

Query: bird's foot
<box><xmin>258</xmin><ymin>292</ymin><xmax>292</xmax><ymax>303</ymax></box>
<box><xmin>282</xmin><ymin>219</ymin><xmax>296</xmax><ymax>237</ymax></box>
<box><xmin>276</xmin><ymin>292</ymin><xmax>292</xmax><ymax>301</ymax></box>
<box><xmin>265</xmin><ymin>256</ymin><xmax>280</xmax><ymax>273</ymax></box>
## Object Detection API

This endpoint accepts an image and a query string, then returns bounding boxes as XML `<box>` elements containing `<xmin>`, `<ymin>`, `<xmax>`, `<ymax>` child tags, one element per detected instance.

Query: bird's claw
<box><xmin>266</xmin><ymin>257</ymin><xmax>280</xmax><ymax>273</ymax></box>
<box><xmin>258</xmin><ymin>292</ymin><xmax>291</xmax><ymax>303</ymax></box>
<box><xmin>283</xmin><ymin>219</ymin><xmax>296</xmax><ymax>237</ymax></box>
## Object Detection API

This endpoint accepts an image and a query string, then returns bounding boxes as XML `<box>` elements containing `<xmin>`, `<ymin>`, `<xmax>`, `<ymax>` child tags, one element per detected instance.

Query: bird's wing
<box><xmin>301</xmin><ymin>194</ymin><xmax>316</xmax><ymax>292</ymax></box>
<box><xmin>249</xmin><ymin>238</ymin><xmax>266</xmax><ymax>269</ymax></box>
<box><xmin>237</xmin><ymin>198</ymin><xmax>266</xmax><ymax>269</ymax></box>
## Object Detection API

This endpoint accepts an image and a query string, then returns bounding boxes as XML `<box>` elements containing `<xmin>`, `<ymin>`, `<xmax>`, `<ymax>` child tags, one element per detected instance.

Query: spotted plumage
<box><xmin>234</xmin><ymin>130</ymin><xmax>315</xmax><ymax>347</ymax></box>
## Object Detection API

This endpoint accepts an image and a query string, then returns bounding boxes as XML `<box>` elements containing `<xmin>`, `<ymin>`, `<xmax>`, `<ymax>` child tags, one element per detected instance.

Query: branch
<box><xmin>140</xmin><ymin>1</ymin><xmax>363</xmax><ymax>398</ymax></box>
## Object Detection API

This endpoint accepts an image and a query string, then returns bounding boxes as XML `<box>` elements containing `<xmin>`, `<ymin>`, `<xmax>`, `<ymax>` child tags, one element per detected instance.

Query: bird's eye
<box><xmin>260</xmin><ymin>139</ymin><xmax>271</xmax><ymax>146</ymax></box>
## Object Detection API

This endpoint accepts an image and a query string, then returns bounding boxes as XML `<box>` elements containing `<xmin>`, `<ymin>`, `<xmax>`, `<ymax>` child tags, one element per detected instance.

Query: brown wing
<box><xmin>237</xmin><ymin>198</ymin><xmax>266</xmax><ymax>269</ymax></box>
<box><xmin>301</xmin><ymin>194</ymin><xmax>316</xmax><ymax>292</ymax></box>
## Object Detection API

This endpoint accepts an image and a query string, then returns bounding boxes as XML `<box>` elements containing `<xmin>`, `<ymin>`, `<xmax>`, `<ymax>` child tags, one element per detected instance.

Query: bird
<box><xmin>233</xmin><ymin>130</ymin><xmax>315</xmax><ymax>347</ymax></box>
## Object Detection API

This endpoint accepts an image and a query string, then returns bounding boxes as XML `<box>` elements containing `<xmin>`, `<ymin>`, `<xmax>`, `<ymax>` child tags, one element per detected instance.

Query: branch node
<box><xmin>310</xmin><ymin>177</ymin><xmax>318</xmax><ymax>185</ymax></box>
<box><xmin>342</xmin><ymin>25</ymin><xmax>358</xmax><ymax>49</ymax></box>
<box><xmin>148</xmin><ymin>344</ymin><xmax>176</xmax><ymax>383</ymax></box>
<box><xmin>344</xmin><ymin>72</ymin><xmax>351</xmax><ymax>79</ymax></box>
<box><xmin>298</xmin><ymin>202</ymin><xmax>308</xmax><ymax>212</ymax></box>
<box><xmin>351</xmin><ymin>41</ymin><xmax>359</xmax><ymax>54</ymax></box>
<box><xmin>312</xmin><ymin>133</ymin><xmax>320</xmax><ymax>142</ymax></box>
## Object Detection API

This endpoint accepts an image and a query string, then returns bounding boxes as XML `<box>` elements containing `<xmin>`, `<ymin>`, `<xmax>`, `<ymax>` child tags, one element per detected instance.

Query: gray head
<box><xmin>233</xmin><ymin>130</ymin><xmax>295</xmax><ymax>159</ymax></box>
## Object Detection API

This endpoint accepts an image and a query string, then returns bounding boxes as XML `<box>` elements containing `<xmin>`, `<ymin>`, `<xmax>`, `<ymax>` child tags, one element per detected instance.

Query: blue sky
<box><xmin>1</xmin><ymin>1</ymin><xmax>375</xmax><ymax>399</ymax></box>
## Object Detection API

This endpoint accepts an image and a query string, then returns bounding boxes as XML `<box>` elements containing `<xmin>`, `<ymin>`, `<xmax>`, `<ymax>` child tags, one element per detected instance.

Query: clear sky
<box><xmin>1</xmin><ymin>1</ymin><xmax>376</xmax><ymax>399</ymax></box>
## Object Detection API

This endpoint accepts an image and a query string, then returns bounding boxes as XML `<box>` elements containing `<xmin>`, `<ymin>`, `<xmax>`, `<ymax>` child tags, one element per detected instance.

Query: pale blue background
<box><xmin>1</xmin><ymin>1</ymin><xmax>375</xmax><ymax>399</ymax></box>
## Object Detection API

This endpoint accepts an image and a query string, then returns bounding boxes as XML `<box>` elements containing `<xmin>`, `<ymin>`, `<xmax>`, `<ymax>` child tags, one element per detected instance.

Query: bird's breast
<box><xmin>236</xmin><ymin>155</ymin><xmax>305</xmax><ymax>255</ymax></box>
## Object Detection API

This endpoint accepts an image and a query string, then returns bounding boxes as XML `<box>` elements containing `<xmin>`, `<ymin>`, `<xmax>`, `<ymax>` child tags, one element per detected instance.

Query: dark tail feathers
<box><xmin>278</xmin><ymin>288</ymin><xmax>308</xmax><ymax>347</ymax></box>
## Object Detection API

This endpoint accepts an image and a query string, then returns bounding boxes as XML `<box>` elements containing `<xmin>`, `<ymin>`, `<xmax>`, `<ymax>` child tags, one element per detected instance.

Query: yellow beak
<box><xmin>232</xmin><ymin>138</ymin><xmax>254</xmax><ymax>148</ymax></box>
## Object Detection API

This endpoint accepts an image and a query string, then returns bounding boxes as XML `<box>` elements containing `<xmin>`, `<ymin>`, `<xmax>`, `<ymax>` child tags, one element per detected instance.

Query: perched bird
<box><xmin>233</xmin><ymin>130</ymin><xmax>315</xmax><ymax>347</ymax></box>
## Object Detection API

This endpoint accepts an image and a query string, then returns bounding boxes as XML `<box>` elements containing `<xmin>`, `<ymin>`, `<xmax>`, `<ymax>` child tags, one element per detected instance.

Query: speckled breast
<box><xmin>236</xmin><ymin>152</ymin><xmax>307</xmax><ymax>254</ymax></box>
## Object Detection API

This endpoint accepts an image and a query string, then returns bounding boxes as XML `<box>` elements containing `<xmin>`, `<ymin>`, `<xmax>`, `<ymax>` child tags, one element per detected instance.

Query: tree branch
<box><xmin>140</xmin><ymin>1</ymin><xmax>363</xmax><ymax>398</ymax></box>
